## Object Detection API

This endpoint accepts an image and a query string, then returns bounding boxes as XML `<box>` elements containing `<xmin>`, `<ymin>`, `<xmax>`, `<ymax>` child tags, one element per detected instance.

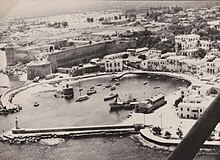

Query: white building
<box><xmin>105</xmin><ymin>59</ymin><xmax>123</xmax><ymax>72</ymax></box>
<box><xmin>177</xmin><ymin>85</ymin><xmax>215</xmax><ymax>119</ymax></box>
<box><xmin>144</xmin><ymin>49</ymin><xmax>162</xmax><ymax>59</ymax></box>
<box><xmin>175</xmin><ymin>34</ymin><xmax>200</xmax><ymax>52</ymax></box>
<box><xmin>103</xmin><ymin>52</ymin><xmax>130</xmax><ymax>60</ymax></box>
<box><xmin>141</xmin><ymin>58</ymin><xmax>166</xmax><ymax>71</ymax></box>
<box><xmin>177</xmin><ymin>96</ymin><xmax>214</xmax><ymax>119</ymax></box>
<box><xmin>180</xmin><ymin>58</ymin><xmax>206</xmax><ymax>74</ymax></box>
<box><xmin>206</xmin><ymin>58</ymin><xmax>220</xmax><ymax>74</ymax></box>
<box><xmin>166</xmin><ymin>56</ymin><xmax>186</xmax><ymax>72</ymax></box>
<box><xmin>199</xmin><ymin>40</ymin><xmax>212</xmax><ymax>50</ymax></box>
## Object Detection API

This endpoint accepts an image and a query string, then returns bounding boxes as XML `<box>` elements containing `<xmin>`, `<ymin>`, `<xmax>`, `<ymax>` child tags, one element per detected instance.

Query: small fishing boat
<box><xmin>97</xmin><ymin>83</ymin><xmax>102</xmax><ymax>86</ymax></box>
<box><xmin>143</xmin><ymin>81</ymin><xmax>148</xmax><ymax>85</ymax></box>
<box><xmin>154</xmin><ymin>86</ymin><xmax>160</xmax><ymax>89</ymax></box>
<box><xmin>32</xmin><ymin>76</ymin><xmax>40</xmax><ymax>83</ymax></box>
<box><xmin>111</xmin><ymin>85</ymin><xmax>116</xmax><ymax>91</ymax></box>
<box><xmin>90</xmin><ymin>85</ymin><xmax>95</xmax><ymax>89</ymax></box>
<box><xmin>87</xmin><ymin>89</ymin><xmax>97</xmax><ymax>95</ymax></box>
<box><xmin>104</xmin><ymin>93</ymin><xmax>118</xmax><ymax>101</ymax></box>
<box><xmin>76</xmin><ymin>95</ymin><xmax>89</xmax><ymax>102</ymax></box>
<box><xmin>105</xmin><ymin>84</ymin><xmax>112</xmax><ymax>88</ymax></box>
<box><xmin>33</xmin><ymin>102</ymin><xmax>39</xmax><ymax>107</ymax></box>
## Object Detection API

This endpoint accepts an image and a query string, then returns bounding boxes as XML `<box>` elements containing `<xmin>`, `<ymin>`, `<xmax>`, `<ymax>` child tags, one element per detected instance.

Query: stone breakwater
<box><xmin>1</xmin><ymin>124</ymin><xmax>145</xmax><ymax>145</ymax></box>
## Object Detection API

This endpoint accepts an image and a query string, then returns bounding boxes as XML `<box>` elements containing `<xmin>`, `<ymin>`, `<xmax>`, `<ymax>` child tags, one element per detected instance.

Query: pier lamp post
<box><xmin>159</xmin><ymin>114</ymin><xmax>162</xmax><ymax>129</ymax></box>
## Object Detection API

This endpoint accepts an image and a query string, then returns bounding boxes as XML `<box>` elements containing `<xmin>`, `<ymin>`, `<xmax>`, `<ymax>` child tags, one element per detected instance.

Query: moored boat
<box><xmin>97</xmin><ymin>83</ymin><xmax>102</xmax><ymax>86</ymax></box>
<box><xmin>76</xmin><ymin>95</ymin><xmax>89</xmax><ymax>102</ymax></box>
<box><xmin>90</xmin><ymin>85</ymin><xmax>95</xmax><ymax>89</ymax></box>
<box><xmin>143</xmin><ymin>81</ymin><xmax>148</xmax><ymax>85</ymax></box>
<box><xmin>154</xmin><ymin>86</ymin><xmax>160</xmax><ymax>89</ymax></box>
<box><xmin>105</xmin><ymin>84</ymin><xmax>112</xmax><ymax>88</ymax></box>
<box><xmin>109</xmin><ymin>97</ymin><xmax>126</xmax><ymax>111</ymax></box>
<box><xmin>104</xmin><ymin>93</ymin><xmax>118</xmax><ymax>101</ymax></box>
<box><xmin>111</xmin><ymin>85</ymin><xmax>116</xmax><ymax>91</ymax></box>
<box><xmin>87</xmin><ymin>89</ymin><xmax>97</xmax><ymax>95</ymax></box>
<box><xmin>33</xmin><ymin>102</ymin><xmax>39</xmax><ymax>107</ymax></box>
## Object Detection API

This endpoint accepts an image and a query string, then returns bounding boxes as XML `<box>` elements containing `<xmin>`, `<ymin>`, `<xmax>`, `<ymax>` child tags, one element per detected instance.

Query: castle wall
<box><xmin>48</xmin><ymin>40</ymin><xmax>137</xmax><ymax>72</ymax></box>
<box><xmin>27</xmin><ymin>63</ymin><xmax>52</xmax><ymax>80</ymax></box>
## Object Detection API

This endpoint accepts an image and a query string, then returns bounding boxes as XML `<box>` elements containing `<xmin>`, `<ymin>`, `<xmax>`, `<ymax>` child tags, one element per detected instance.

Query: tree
<box><xmin>164</xmin><ymin>131</ymin><xmax>172</xmax><ymax>139</ymax></box>
<box><xmin>196</xmin><ymin>48</ymin><xmax>206</xmax><ymax>59</ymax></box>
<box><xmin>176</xmin><ymin>128</ymin><xmax>183</xmax><ymax>139</ymax></box>
<box><xmin>62</xmin><ymin>21</ymin><xmax>68</xmax><ymax>28</ymax></box>
<box><xmin>152</xmin><ymin>126</ymin><xmax>162</xmax><ymax>135</ymax></box>
<box><xmin>174</xmin><ymin>97</ymin><xmax>183</xmax><ymax>107</ymax></box>
<box><xmin>138</xmin><ymin>54</ymin><xmax>146</xmax><ymax>60</ymax></box>
<box><xmin>122</xmin><ymin>53</ymin><xmax>129</xmax><ymax>59</ymax></box>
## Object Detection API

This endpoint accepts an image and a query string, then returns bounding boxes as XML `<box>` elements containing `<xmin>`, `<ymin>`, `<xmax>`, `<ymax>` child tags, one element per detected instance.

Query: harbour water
<box><xmin>0</xmin><ymin>51</ymin><xmax>219</xmax><ymax>159</ymax></box>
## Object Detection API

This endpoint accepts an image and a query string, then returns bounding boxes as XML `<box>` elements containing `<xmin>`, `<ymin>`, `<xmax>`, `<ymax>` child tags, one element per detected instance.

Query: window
<box><xmin>181</xmin><ymin>108</ymin><xmax>183</xmax><ymax>111</ymax></box>
<box><xmin>187</xmin><ymin>108</ymin><xmax>189</xmax><ymax>111</ymax></box>
<box><xmin>200</xmin><ymin>109</ymin><xmax>202</xmax><ymax>112</ymax></box>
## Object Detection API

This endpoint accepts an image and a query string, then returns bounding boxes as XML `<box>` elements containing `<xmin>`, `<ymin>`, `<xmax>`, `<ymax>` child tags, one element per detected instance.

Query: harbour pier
<box><xmin>1</xmin><ymin>124</ymin><xmax>146</xmax><ymax>145</ymax></box>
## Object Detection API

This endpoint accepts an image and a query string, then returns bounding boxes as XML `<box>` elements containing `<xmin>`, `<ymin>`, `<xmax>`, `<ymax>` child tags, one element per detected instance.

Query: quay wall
<box><xmin>48</xmin><ymin>40</ymin><xmax>137</xmax><ymax>72</ymax></box>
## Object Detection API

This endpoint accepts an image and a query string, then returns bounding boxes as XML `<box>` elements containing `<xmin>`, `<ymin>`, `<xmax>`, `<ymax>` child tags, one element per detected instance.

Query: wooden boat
<box><xmin>104</xmin><ymin>93</ymin><xmax>118</xmax><ymax>101</ymax></box>
<box><xmin>90</xmin><ymin>85</ymin><xmax>95</xmax><ymax>89</ymax></box>
<box><xmin>154</xmin><ymin>86</ymin><xmax>160</xmax><ymax>89</ymax></box>
<box><xmin>115</xmin><ymin>81</ymin><xmax>120</xmax><ymax>86</ymax></box>
<box><xmin>97</xmin><ymin>83</ymin><xmax>102</xmax><ymax>86</ymax></box>
<box><xmin>87</xmin><ymin>89</ymin><xmax>97</xmax><ymax>95</ymax></box>
<box><xmin>105</xmin><ymin>84</ymin><xmax>112</xmax><ymax>88</ymax></box>
<box><xmin>111</xmin><ymin>85</ymin><xmax>116</xmax><ymax>91</ymax></box>
<box><xmin>143</xmin><ymin>81</ymin><xmax>148</xmax><ymax>85</ymax></box>
<box><xmin>76</xmin><ymin>95</ymin><xmax>89</xmax><ymax>102</ymax></box>
<box><xmin>76</xmin><ymin>80</ymin><xmax>89</xmax><ymax>102</ymax></box>
<box><xmin>33</xmin><ymin>102</ymin><xmax>39</xmax><ymax>107</ymax></box>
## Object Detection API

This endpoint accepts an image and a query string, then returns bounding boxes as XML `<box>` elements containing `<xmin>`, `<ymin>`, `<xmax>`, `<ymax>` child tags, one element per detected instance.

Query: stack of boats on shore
<box><xmin>109</xmin><ymin>93</ymin><xmax>167</xmax><ymax>113</ymax></box>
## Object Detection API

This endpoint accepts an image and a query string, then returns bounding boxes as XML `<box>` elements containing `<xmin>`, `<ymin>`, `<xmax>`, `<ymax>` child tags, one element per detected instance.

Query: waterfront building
<box><xmin>180</xmin><ymin>59</ymin><xmax>206</xmax><ymax>74</ymax></box>
<box><xmin>141</xmin><ymin>58</ymin><xmax>166</xmax><ymax>71</ymax></box>
<box><xmin>206</xmin><ymin>58</ymin><xmax>220</xmax><ymax>74</ymax></box>
<box><xmin>165</xmin><ymin>56</ymin><xmax>186</xmax><ymax>72</ymax></box>
<box><xmin>126</xmin><ymin>56</ymin><xmax>142</xmax><ymax>69</ymax></box>
<box><xmin>177</xmin><ymin>99</ymin><xmax>212</xmax><ymax>119</ymax></box>
<box><xmin>27</xmin><ymin>59</ymin><xmax>52</xmax><ymax>80</ymax></box>
<box><xmin>138</xmin><ymin>93</ymin><xmax>166</xmax><ymax>113</ymax></box>
<box><xmin>178</xmin><ymin>85</ymin><xmax>215</xmax><ymax>119</ymax></box>
<box><xmin>105</xmin><ymin>59</ymin><xmax>123</xmax><ymax>72</ymax></box>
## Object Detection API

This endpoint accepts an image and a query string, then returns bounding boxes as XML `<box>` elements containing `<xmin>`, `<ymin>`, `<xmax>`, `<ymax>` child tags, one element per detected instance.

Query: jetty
<box><xmin>2</xmin><ymin>124</ymin><xmax>145</xmax><ymax>145</ymax></box>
